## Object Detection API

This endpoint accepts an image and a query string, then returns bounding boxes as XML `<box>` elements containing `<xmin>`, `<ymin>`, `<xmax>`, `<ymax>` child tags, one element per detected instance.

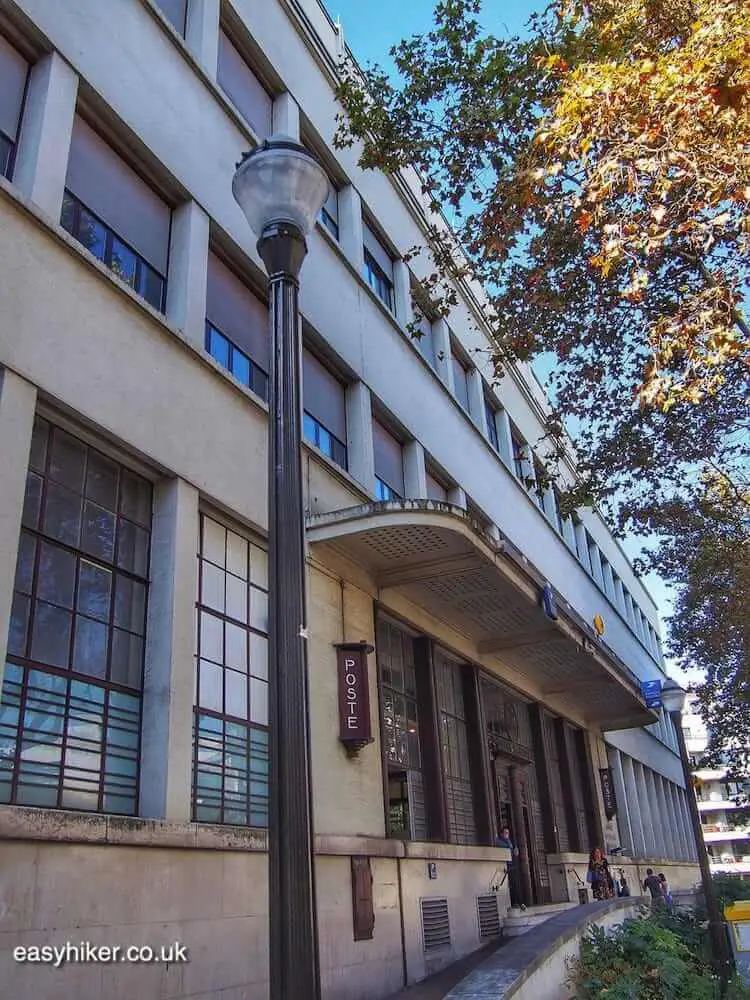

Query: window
<box><xmin>601</xmin><ymin>557</ymin><xmax>614</xmax><ymax>599</ymax></box>
<box><xmin>61</xmin><ymin>117</ymin><xmax>170</xmax><ymax>311</ymax></box>
<box><xmin>511</xmin><ymin>430</ymin><xmax>526</xmax><ymax>481</ymax></box>
<box><xmin>193</xmin><ymin>515</ymin><xmax>269</xmax><ymax>827</ymax></box>
<box><xmin>411</xmin><ymin>301</ymin><xmax>435</xmax><ymax>367</ymax></box>
<box><xmin>363</xmin><ymin>223</ymin><xmax>394</xmax><ymax>312</ymax></box>
<box><xmin>425</xmin><ymin>470</ymin><xmax>447</xmax><ymax>502</ymax></box>
<box><xmin>205</xmin><ymin>252</ymin><xmax>269</xmax><ymax>400</ymax></box>
<box><xmin>373</xmin><ymin>420</ymin><xmax>404</xmax><ymax>500</ymax></box>
<box><xmin>217</xmin><ymin>30</ymin><xmax>273</xmax><ymax>137</ymax></box>
<box><xmin>571</xmin><ymin>513</ymin><xmax>583</xmax><ymax>560</ymax></box>
<box><xmin>434</xmin><ymin>650</ymin><xmax>476</xmax><ymax>844</ymax></box>
<box><xmin>154</xmin><ymin>0</ymin><xmax>187</xmax><ymax>35</ymax></box>
<box><xmin>319</xmin><ymin>184</ymin><xmax>339</xmax><ymax>240</ymax></box>
<box><xmin>451</xmin><ymin>348</ymin><xmax>470</xmax><ymax>412</ymax></box>
<box><xmin>532</xmin><ymin>460</ymin><xmax>546</xmax><ymax>509</ymax></box>
<box><xmin>302</xmin><ymin>349</ymin><xmax>347</xmax><ymax>470</ymax></box>
<box><xmin>485</xmin><ymin>400</ymin><xmax>499</xmax><ymax>452</ymax></box>
<box><xmin>0</xmin><ymin>33</ymin><xmax>28</xmax><ymax>180</ymax></box>
<box><xmin>0</xmin><ymin>417</ymin><xmax>151</xmax><ymax>814</ymax></box>
<box><xmin>377</xmin><ymin>618</ymin><xmax>427</xmax><ymax>840</ymax></box>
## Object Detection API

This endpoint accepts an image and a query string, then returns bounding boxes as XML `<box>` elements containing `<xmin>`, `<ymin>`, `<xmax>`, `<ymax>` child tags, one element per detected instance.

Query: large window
<box><xmin>0</xmin><ymin>33</ymin><xmax>28</xmax><ymax>180</ymax></box>
<box><xmin>205</xmin><ymin>252</ymin><xmax>269</xmax><ymax>400</ymax></box>
<box><xmin>373</xmin><ymin>420</ymin><xmax>403</xmax><ymax>500</ymax></box>
<box><xmin>193</xmin><ymin>515</ymin><xmax>269</xmax><ymax>827</ymax></box>
<box><xmin>0</xmin><ymin>417</ymin><xmax>151</xmax><ymax>814</ymax></box>
<box><xmin>61</xmin><ymin>117</ymin><xmax>170</xmax><ymax>312</ymax></box>
<box><xmin>319</xmin><ymin>183</ymin><xmax>339</xmax><ymax>240</ymax></box>
<box><xmin>451</xmin><ymin>349</ymin><xmax>470</xmax><ymax>412</ymax></box>
<box><xmin>377</xmin><ymin>618</ymin><xmax>427</xmax><ymax>840</ymax></box>
<box><xmin>302</xmin><ymin>348</ymin><xmax>347</xmax><ymax>470</ymax></box>
<box><xmin>154</xmin><ymin>0</ymin><xmax>187</xmax><ymax>35</ymax></box>
<box><xmin>217</xmin><ymin>30</ymin><xmax>273</xmax><ymax>137</ymax></box>
<box><xmin>434</xmin><ymin>650</ymin><xmax>476</xmax><ymax>844</ymax></box>
<box><xmin>363</xmin><ymin>223</ymin><xmax>394</xmax><ymax>312</ymax></box>
<box><xmin>485</xmin><ymin>400</ymin><xmax>499</xmax><ymax>452</ymax></box>
<box><xmin>511</xmin><ymin>430</ymin><xmax>526</xmax><ymax>481</ymax></box>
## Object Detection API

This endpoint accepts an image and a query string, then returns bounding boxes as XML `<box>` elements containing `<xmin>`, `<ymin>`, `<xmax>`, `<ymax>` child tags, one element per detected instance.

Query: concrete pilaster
<box><xmin>466</xmin><ymin>368</ymin><xmax>487</xmax><ymax>436</ymax></box>
<box><xmin>0</xmin><ymin>370</ymin><xmax>37</xmax><ymax>693</ymax></box>
<box><xmin>588</xmin><ymin>541</ymin><xmax>604</xmax><ymax>587</ymax></box>
<box><xmin>403</xmin><ymin>439</ymin><xmax>427</xmax><ymax>499</ymax></box>
<box><xmin>431</xmin><ymin>318</ymin><xmax>454</xmax><ymax>391</ymax></box>
<box><xmin>655</xmin><ymin>775</ymin><xmax>676</xmax><ymax>859</ymax></box>
<box><xmin>392</xmin><ymin>259</ymin><xmax>412</xmax><ymax>329</ymax></box>
<box><xmin>186</xmin><ymin>0</ymin><xmax>220</xmax><ymax>77</ymax></box>
<box><xmin>562</xmin><ymin>514</ymin><xmax>576</xmax><ymax>551</ymax></box>
<box><xmin>166</xmin><ymin>200</ymin><xmax>210</xmax><ymax>348</ymax></box>
<box><xmin>622</xmin><ymin>755</ymin><xmax>646</xmax><ymax>856</ymax></box>
<box><xmin>140</xmin><ymin>477</ymin><xmax>199</xmax><ymax>821</ymax></box>
<box><xmin>272</xmin><ymin>92</ymin><xmax>300</xmax><ymax>140</ymax></box>
<box><xmin>338</xmin><ymin>185</ymin><xmax>364</xmax><ymax>275</ymax></box>
<box><xmin>640</xmin><ymin>765</ymin><xmax>660</xmax><ymax>857</ymax></box>
<box><xmin>662</xmin><ymin>778</ymin><xmax>681</xmax><ymax>859</ymax></box>
<box><xmin>345</xmin><ymin>381</ymin><xmax>375</xmax><ymax>492</ymax></box>
<box><xmin>680</xmin><ymin>786</ymin><xmax>699</xmax><ymax>860</ymax></box>
<box><xmin>575</xmin><ymin>521</ymin><xmax>592</xmax><ymax>573</ymax></box>
<box><xmin>13</xmin><ymin>52</ymin><xmax>78</xmax><ymax>219</ymax></box>
<box><xmin>496</xmin><ymin>407</ymin><xmax>514</xmax><ymax>470</ymax></box>
<box><xmin>609</xmin><ymin>748</ymin><xmax>634</xmax><ymax>855</ymax></box>
<box><xmin>602</xmin><ymin>560</ymin><xmax>615</xmax><ymax>600</ymax></box>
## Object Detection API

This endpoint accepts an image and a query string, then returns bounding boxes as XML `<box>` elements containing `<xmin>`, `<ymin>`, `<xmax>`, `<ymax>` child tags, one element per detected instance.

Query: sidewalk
<box><xmin>384</xmin><ymin>937</ymin><xmax>507</xmax><ymax>1000</ymax></box>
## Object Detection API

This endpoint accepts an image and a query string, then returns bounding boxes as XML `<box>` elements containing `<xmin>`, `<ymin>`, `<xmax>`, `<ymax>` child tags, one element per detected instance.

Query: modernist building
<box><xmin>0</xmin><ymin>0</ymin><xmax>699</xmax><ymax>997</ymax></box>
<box><xmin>683</xmin><ymin>697</ymin><xmax>750</xmax><ymax>878</ymax></box>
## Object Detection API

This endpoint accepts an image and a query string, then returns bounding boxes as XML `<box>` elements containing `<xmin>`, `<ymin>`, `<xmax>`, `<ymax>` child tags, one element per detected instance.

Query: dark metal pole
<box><xmin>258</xmin><ymin>221</ymin><xmax>320</xmax><ymax>1000</ymax></box>
<box><xmin>671</xmin><ymin>709</ymin><xmax>731</xmax><ymax>994</ymax></box>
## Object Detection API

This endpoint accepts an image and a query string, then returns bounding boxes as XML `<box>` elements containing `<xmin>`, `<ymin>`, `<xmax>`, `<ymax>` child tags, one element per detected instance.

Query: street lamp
<box><xmin>233</xmin><ymin>135</ymin><xmax>329</xmax><ymax>1000</ymax></box>
<box><xmin>661</xmin><ymin>677</ymin><xmax>731</xmax><ymax>992</ymax></box>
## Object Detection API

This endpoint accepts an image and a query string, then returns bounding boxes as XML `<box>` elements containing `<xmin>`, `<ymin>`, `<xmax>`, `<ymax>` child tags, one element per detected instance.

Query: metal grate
<box><xmin>420</xmin><ymin>897</ymin><xmax>451</xmax><ymax>951</ymax></box>
<box><xmin>477</xmin><ymin>894</ymin><xmax>502</xmax><ymax>939</ymax></box>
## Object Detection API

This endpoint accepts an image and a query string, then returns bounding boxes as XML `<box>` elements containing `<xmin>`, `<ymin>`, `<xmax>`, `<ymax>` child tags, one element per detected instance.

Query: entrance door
<box><xmin>493</xmin><ymin>757</ymin><xmax>550</xmax><ymax>905</ymax></box>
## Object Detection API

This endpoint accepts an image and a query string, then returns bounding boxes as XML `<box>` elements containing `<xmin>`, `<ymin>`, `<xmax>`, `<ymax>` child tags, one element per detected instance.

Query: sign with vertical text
<box><xmin>599</xmin><ymin>767</ymin><xmax>617</xmax><ymax>820</ymax></box>
<box><xmin>335</xmin><ymin>642</ymin><xmax>375</xmax><ymax>753</ymax></box>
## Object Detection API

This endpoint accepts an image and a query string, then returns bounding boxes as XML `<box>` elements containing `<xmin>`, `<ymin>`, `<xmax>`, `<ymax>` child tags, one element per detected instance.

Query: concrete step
<box><xmin>502</xmin><ymin>902</ymin><xmax>578</xmax><ymax>937</ymax></box>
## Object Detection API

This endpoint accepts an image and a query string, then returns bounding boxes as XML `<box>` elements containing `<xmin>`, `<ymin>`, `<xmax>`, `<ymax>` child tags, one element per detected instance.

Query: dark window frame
<box><xmin>205</xmin><ymin>320</ymin><xmax>269</xmax><ymax>401</ymax></box>
<box><xmin>320</xmin><ymin>201</ymin><xmax>339</xmax><ymax>241</ymax></box>
<box><xmin>0</xmin><ymin>127</ymin><xmax>16</xmax><ymax>180</ymax></box>
<box><xmin>375</xmin><ymin>476</ymin><xmax>401</xmax><ymax>502</ymax></box>
<box><xmin>363</xmin><ymin>248</ymin><xmax>394</xmax><ymax>312</ymax></box>
<box><xmin>61</xmin><ymin>189</ymin><xmax>167</xmax><ymax>312</ymax></box>
<box><xmin>303</xmin><ymin>411</ymin><xmax>347</xmax><ymax>470</ymax></box>
<box><xmin>485</xmin><ymin>401</ymin><xmax>499</xmax><ymax>452</ymax></box>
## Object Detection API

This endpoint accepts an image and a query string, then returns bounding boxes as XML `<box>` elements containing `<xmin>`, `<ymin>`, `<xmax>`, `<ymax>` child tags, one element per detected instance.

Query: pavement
<box><xmin>383</xmin><ymin>937</ymin><xmax>507</xmax><ymax>1000</ymax></box>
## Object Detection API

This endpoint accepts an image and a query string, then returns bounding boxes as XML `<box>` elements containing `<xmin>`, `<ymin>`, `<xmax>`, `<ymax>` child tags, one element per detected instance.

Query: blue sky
<box><xmin>322</xmin><ymin>0</ymin><xmax>681</xmax><ymax>669</ymax></box>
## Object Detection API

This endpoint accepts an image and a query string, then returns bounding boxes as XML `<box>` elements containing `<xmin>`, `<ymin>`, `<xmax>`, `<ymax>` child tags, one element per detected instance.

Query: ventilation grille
<box><xmin>420</xmin><ymin>897</ymin><xmax>451</xmax><ymax>951</ymax></box>
<box><xmin>477</xmin><ymin>894</ymin><xmax>501</xmax><ymax>939</ymax></box>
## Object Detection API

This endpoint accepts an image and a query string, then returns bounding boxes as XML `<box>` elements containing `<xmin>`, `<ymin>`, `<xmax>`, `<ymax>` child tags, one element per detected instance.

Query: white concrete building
<box><xmin>0</xmin><ymin>1</ymin><xmax>698</xmax><ymax>997</ymax></box>
<box><xmin>683</xmin><ymin>697</ymin><xmax>750</xmax><ymax>877</ymax></box>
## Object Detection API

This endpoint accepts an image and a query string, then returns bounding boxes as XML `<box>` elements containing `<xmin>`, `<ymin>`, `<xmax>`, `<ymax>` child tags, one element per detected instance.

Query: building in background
<box><xmin>0</xmin><ymin>1</ymin><xmax>699</xmax><ymax>998</ymax></box>
<box><xmin>683</xmin><ymin>696</ymin><xmax>750</xmax><ymax>878</ymax></box>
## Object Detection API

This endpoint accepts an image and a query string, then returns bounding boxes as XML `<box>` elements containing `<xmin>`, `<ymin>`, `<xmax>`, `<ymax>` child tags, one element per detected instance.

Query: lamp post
<box><xmin>233</xmin><ymin>135</ymin><xmax>329</xmax><ymax>1000</ymax></box>
<box><xmin>661</xmin><ymin>678</ymin><xmax>731</xmax><ymax>993</ymax></box>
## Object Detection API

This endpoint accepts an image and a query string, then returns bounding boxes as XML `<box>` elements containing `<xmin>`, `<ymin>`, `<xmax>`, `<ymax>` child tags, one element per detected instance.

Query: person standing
<box><xmin>658</xmin><ymin>873</ymin><xmax>673</xmax><ymax>910</ymax></box>
<box><xmin>496</xmin><ymin>825</ymin><xmax>521</xmax><ymax>905</ymax></box>
<box><xmin>643</xmin><ymin>867</ymin><xmax>665</xmax><ymax>906</ymax></box>
<box><xmin>587</xmin><ymin>846</ymin><xmax>615</xmax><ymax>900</ymax></box>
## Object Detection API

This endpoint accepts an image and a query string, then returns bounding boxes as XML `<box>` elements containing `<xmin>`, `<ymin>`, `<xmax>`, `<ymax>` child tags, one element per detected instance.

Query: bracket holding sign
<box><xmin>335</xmin><ymin>641</ymin><xmax>375</xmax><ymax>757</ymax></box>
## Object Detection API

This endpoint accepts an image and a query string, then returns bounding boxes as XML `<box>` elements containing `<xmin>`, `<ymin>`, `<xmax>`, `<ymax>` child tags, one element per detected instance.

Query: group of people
<box><xmin>587</xmin><ymin>848</ymin><xmax>673</xmax><ymax>907</ymax></box>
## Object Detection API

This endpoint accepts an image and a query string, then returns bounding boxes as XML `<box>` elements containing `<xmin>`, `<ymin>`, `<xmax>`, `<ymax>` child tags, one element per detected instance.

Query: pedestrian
<box><xmin>643</xmin><ymin>867</ymin><xmax>665</xmax><ymax>906</ymax></box>
<box><xmin>658</xmin><ymin>873</ymin><xmax>673</xmax><ymax>910</ymax></box>
<box><xmin>618</xmin><ymin>874</ymin><xmax>631</xmax><ymax>898</ymax></box>
<box><xmin>496</xmin><ymin>825</ymin><xmax>521</xmax><ymax>906</ymax></box>
<box><xmin>587</xmin><ymin>846</ymin><xmax>615</xmax><ymax>900</ymax></box>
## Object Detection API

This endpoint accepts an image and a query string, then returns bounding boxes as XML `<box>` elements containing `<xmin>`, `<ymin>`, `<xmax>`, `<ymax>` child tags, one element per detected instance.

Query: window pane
<box><xmin>231</xmin><ymin>350</ymin><xmax>251</xmax><ymax>387</ymax></box>
<box><xmin>86</xmin><ymin>451</ymin><xmax>119</xmax><ymax>509</ymax></box>
<box><xmin>110</xmin><ymin>237</ymin><xmax>137</xmax><ymax>289</ymax></box>
<box><xmin>78</xmin><ymin>209</ymin><xmax>107</xmax><ymax>262</ymax></box>
<box><xmin>8</xmin><ymin>593</ymin><xmax>30</xmax><ymax>656</ymax></box>
<box><xmin>31</xmin><ymin>602</ymin><xmax>72</xmax><ymax>668</ymax></box>
<box><xmin>22</xmin><ymin>473</ymin><xmax>43</xmax><ymax>530</ymax></box>
<box><xmin>110</xmin><ymin>629</ymin><xmax>143</xmax><ymax>688</ymax></box>
<box><xmin>77</xmin><ymin>560</ymin><xmax>113</xmax><ymax>622</ymax></box>
<box><xmin>139</xmin><ymin>264</ymin><xmax>164</xmax><ymax>312</ymax></box>
<box><xmin>37</xmin><ymin>542</ymin><xmax>76</xmax><ymax>610</ymax></box>
<box><xmin>114</xmin><ymin>576</ymin><xmax>146</xmax><ymax>634</ymax></box>
<box><xmin>208</xmin><ymin>327</ymin><xmax>230</xmax><ymax>368</ymax></box>
<box><xmin>120</xmin><ymin>471</ymin><xmax>152</xmax><ymax>526</ymax></box>
<box><xmin>14</xmin><ymin>532</ymin><xmax>36</xmax><ymax>596</ymax></box>
<box><xmin>81</xmin><ymin>501</ymin><xmax>116</xmax><ymax>563</ymax></box>
<box><xmin>72</xmin><ymin>615</ymin><xmax>108</xmax><ymax>678</ymax></box>
<box><xmin>44</xmin><ymin>483</ymin><xmax>82</xmax><ymax>547</ymax></box>
<box><xmin>116</xmin><ymin>519</ymin><xmax>149</xmax><ymax>576</ymax></box>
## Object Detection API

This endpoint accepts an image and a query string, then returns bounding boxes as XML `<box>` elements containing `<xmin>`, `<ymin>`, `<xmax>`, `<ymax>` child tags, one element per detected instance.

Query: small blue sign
<box><xmin>541</xmin><ymin>583</ymin><xmax>558</xmax><ymax>620</ymax></box>
<box><xmin>641</xmin><ymin>679</ymin><xmax>662</xmax><ymax>709</ymax></box>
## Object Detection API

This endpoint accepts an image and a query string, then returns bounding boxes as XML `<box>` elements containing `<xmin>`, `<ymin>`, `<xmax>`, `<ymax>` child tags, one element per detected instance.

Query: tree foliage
<box><xmin>334</xmin><ymin>0</ymin><xmax>749</xmax><ymax>765</ymax></box>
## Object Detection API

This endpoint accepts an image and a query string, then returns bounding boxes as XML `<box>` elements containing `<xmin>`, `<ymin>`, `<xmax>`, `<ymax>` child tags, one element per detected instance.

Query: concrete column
<box><xmin>431</xmin><ymin>318</ymin><xmax>454</xmax><ymax>391</ymax></box>
<box><xmin>403</xmin><ymin>439</ymin><xmax>427</xmax><ymax>498</ymax></box>
<box><xmin>392</xmin><ymin>259</ymin><xmax>412</xmax><ymax>329</ymax></box>
<box><xmin>667</xmin><ymin>782</ymin><xmax>686</xmax><ymax>858</ymax></box>
<box><xmin>338</xmin><ymin>184</ymin><xmax>364</xmax><ymax>275</ymax></box>
<box><xmin>588</xmin><ymin>541</ymin><xmax>604</xmax><ymax>587</ymax></box>
<box><xmin>185</xmin><ymin>0</ymin><xmax>220</xmax><ymax>77</ymax></box>
<box><xmin>496</xmin><ymin>407</ymin><xmax>514</xmax><ymax>470</ymax></box>
<box><xmin>447</xmin><ymin>486</ymin><xmax>466</xmax><ymax>510</ymax></box>
<box><xmin>679</xmin><ymin>786</ymin><xmax>698</xmax><ymax>861</ymax></box>
<box><xmin>13</xmin><ymin>52</ymin><xmax>78</xmax><ymax>219</ymax></box>
<box><xmin>0</xmin><ymin>370</ymin><xmax>37</xmax><ymax>693</ymax></box>
<box><xmin>463</xmin><ymin>368</ymin><xmax>486</xmax><ymax>437</ymax></box>
<box><xmin>140</xmin><ymin>477</ymin><xmax>199</xmax><ymax>821</ymax></box>
<box><xmin>640</xmin><ymin>765</ymin><xmax>660</xmax><ymax>858</ymax></box>
<box><xmin>622</xmin><ymin>755</ymin><xmax>646</xmax><ymax>856</ymax></box>
<box><xmin>166</xmin><ymin>200</ymin><xmax>210</xmax><ymax>348</ymax></box>
<box><xmin>664</xmin><ymin>779</ymin><xmax>683</xmax><ymax>859</ymax></box>
<box><xmin>609</xmin><ymin>748</ymin><xmax>634</xmax><ymax>855</ymax></box>
<box><xmin>272</xmin><ymin>92</ymin><xmax>300</xmax><ymax>140</ymax></box>
<box><xmin>345</xmin><ymin>380</ymin><xmax>375</xmax><ymax>492</ymax></box>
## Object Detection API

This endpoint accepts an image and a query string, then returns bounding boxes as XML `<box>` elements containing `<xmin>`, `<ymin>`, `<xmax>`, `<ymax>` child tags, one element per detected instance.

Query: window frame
<box><xmin>364</xmin><ymin>248</ymin><xmax>394</xmax><ymax>312</ymax></box>
<box><xmin>205</xmin><ymin>320</ymin><xmax>269</xmax><ymax>401</ymax></box>
<box><xmin>303</xmin><ymin>411</ymin><xmax>347</xmax><ymax>470</ymax></box>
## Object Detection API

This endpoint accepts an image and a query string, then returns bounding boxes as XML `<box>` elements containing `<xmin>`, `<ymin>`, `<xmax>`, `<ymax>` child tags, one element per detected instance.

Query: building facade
<box><xmin>683</xmin><ymin>697</ymin><xmax>750</xmax><ymax>878</ymax></box>
<box><xmin>0</xmin><ymin>0</ymin><xmax>698</xmax><ymax>997</ymax></box>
